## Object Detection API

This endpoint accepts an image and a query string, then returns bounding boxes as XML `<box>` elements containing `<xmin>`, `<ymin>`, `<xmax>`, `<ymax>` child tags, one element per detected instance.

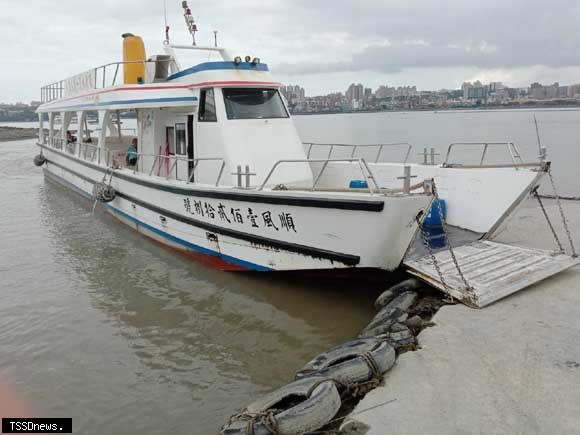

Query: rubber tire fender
<box><xmin>295</xmin><ymin>339</ymin><xmax>396</xmax><ymax>385</ymax></box>
<box><xmin>363</xmin><ymin>291</ymin><xmax>418</xmax><ymax>334</ymax></box>
<box><xmin>33</xmin><ymin>154</ymin><xmax>47</xmax><ymax>167</ymax></box>
<box><xmin>221</xmin><ymin>376</ymin><xmax>341</xmax><ymax>435</ymax></box>
<box><xmin>375</xmin><ymin>278</ymin><xmax>424</xmax><ymax>310</ymax></box>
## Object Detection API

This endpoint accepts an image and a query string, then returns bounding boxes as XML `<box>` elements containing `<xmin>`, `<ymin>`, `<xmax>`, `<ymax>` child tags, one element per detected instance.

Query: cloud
<box><xmin>275</xmin><ymin>0</ymin><xmax>580</xmax><ymax>74</ymax></box>
<box><xmin>1</xmin><ymin>0</ymin><xmax>580</xmax><ymax>102</ymax></box>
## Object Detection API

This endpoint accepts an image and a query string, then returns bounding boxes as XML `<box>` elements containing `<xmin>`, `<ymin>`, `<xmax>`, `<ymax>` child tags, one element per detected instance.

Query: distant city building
<box><xmin>278</xmin><ymin>78</ymin><xmax>580</xmax><ymax>114</ymax></box>
<box><xmin>346</xmin><ymin>83</ymin><xmax>364</xmax><ymax>105</ymax></box>
<box><xmin>529</xmin><ymin>82</ymin><xmax>567</xmax><ymax>99</ymax></box>
<box><xmin>462</xmin><ymin>81</ymin><xmax>487</xmax><ymax>101</ymax></box>
<box><xmin>375</xmin><ymin>85</ymin><xmax>417</xmax><ymax>99</ymax></box>
<box><xmin>280</xmin><ymin>85</ymin><xmax>306</xmax><ymax>105</ymax></box>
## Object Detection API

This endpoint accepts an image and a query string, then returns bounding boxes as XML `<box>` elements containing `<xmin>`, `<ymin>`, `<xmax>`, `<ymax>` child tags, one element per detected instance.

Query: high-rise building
<box><xmin>280</xmin><ymin>85</ymin><xmax>306</xmax><ymax>104</ymax></box>
<box><xmin>346</xmin><ymin>83</ymin><xmax>364</xmax><ymax>104</ymax></box>
<box><xmin>462</xmin><ymin>81</ymin><xmax>486</xmax><ymax>100</ymax></box>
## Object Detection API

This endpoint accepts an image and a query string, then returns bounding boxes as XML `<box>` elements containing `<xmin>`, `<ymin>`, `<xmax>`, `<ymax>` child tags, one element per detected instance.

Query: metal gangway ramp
<box><xmin>405</xmin><ymin>170</ymin><xmax>579</xmax><ymax>309</ymax></box>
<box><xmin>405</xmin><ymin>241</ymin><xmax>580</xmax><ymax>308</ymax></box>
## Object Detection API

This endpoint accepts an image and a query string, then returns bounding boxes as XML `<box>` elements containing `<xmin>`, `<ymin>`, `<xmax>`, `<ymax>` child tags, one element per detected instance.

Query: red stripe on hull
<box><xmin>108</xmin><ymin>211</ymin><xmax>253</xmax><ymax>272</ymax></box>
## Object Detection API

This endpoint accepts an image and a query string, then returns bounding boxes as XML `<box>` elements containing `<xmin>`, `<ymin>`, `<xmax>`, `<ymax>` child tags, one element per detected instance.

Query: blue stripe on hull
<box><xmin>167</xmin><ymin>61</ymin><xmax>269</xmax><ymax>81</ymax></box>
<box><xmin>43</xmin><ymin>168</ymin><xmax>272</xmax><ymax>272</ymax></box>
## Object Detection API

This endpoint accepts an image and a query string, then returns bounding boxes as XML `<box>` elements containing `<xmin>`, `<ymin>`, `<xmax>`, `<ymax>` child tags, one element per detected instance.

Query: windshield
<box><xmin>222</xmin><ymin>88</ymin><xmax>289</xmax><ymax>120</ymax></box>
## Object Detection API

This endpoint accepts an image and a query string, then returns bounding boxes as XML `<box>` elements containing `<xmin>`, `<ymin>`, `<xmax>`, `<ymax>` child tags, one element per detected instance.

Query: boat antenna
<box><xmin>534</xmin><ymin>114</ymin><xmax>547</xmax><ymax>161</ymax></box>
<box><xmin>163</xmin><ymin>0</ymin><xmax>170</xmax><ymax>44</ymax></box>
<box><xmin>182</xmin><ymin>1</ymin><xmax>197</xmax><ymax>46</ymax></box>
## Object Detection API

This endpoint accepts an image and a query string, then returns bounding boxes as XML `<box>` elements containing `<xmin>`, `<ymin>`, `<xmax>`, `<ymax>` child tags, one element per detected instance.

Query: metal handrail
<box><xmin>132</xmin><ymin>153</ymin><xmax>226</xmax><ymax>186</ymax></box>
<box><xmin>43</xmin><ymin>137</ymin><xmax>225</xmax><ymax>185</ymax></box>
<box><xmin>258</xmin><ymin>158</ymin><xmax>382</xmax><ymax>194</ymax></box>
<box><xmin>304</xmin><ymin>142</ymin><xmax>413</xmax><ymax>164</ymax></box>
<box><xmin>40</xmin><ymin>59</ymin><xmax>175</xmax><ymax>103</ymax></box>
<box><xmin>442</xmin><ymin>142</ymin><xmax>525</xmax><ymax>167</ymax></box>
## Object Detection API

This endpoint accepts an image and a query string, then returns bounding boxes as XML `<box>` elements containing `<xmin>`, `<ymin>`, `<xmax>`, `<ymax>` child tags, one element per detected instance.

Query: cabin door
<box><xmin>174</xmin><ymin>123</ymin><xmax>188</xmax><ymax>181</ymax></box>
<box><xmin>164</xmin><ymin>126</ymin><xmax>175</xmax><ymax>178</ymax></box>
<box><xmin>187</xmin><ymin>115</ymin><xmax>194</xmax><ymax>181</ymax></box>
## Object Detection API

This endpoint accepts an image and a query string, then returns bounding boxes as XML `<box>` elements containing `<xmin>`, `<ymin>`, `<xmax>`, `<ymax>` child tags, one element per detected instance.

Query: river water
<box><xmin>0</xmin><ymin>109</ymin><xmax>579</xmax><ymax>434</ymax></box>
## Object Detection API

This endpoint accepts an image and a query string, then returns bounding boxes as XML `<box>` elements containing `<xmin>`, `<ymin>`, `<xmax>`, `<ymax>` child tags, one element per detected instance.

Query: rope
<box><xmin>360</xmin><ymin>352</ymin><xmax>381</xmax><ymax>379</ymax></box>
<box><xmin>220</xmin><ymin>409</ymin><xmax>280</xmax><ymax>435</ymax></box>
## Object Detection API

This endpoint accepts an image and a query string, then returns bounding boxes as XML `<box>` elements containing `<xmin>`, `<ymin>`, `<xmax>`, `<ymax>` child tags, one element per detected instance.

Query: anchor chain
<box><xmin>534</xmin><ymin>188</ymin><xmax>565</xmax><ymax>254</ymax></box>
<box><xmin>417</xmin><ymin>215</ymin><xmax>451</xmax><ymax>297</ymax></box>
<box><xmin>417</xmin><ymin>180</ymin><xmax>475</xmax><ymax>302</ymax></box>
<box><xmin>547</xmin><ymin>169</ymin><xmax>577</xmax><ymax>258</ymax></box>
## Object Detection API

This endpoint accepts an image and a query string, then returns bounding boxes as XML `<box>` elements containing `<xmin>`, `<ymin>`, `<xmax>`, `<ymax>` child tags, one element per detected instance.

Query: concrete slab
<box><xmin>343</xmin><ymin>200</ymin><xmax>580</xmax><ymax>435</ymax></box>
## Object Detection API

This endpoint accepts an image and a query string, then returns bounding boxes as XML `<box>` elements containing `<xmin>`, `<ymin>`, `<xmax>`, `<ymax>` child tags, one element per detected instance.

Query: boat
<box><xmin>33</xmin><ymin>3</ymin><xmax>435</xmax><ymax>273</ymax></box>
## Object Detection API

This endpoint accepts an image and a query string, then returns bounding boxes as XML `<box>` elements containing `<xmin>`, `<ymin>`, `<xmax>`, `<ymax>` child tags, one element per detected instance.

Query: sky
<box><xmin>2</xmin><ymin>0</ymin><xmax>580</xmax><ymax>103</ymax></box>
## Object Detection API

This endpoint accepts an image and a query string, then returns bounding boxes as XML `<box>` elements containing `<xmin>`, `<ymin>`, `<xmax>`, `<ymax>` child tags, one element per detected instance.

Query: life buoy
<box><xmin>221</xmin><ymin>376</ymin><xmax>341</xmax><ymax>435</ymax></box>
<box><xmin>295</xmin><ymin>338</ymin><xmax>396</xmax><ymax>385</ymax></box>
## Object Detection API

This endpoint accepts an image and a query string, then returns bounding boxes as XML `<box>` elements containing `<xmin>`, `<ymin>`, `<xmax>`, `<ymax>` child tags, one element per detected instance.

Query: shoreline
<box><xmin>0</xmin><ymin>127</ymin><xmax>39</xmax><ymax>142</ymax></box>
<box><xmin>291</xmin><ymin>104</ymin><xmax>580</xmax><ymax>116</ymax></box>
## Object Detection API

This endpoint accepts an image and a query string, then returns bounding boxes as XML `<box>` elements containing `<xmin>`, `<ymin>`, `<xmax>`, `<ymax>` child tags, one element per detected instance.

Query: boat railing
<box><xmin>303</xmin><ymin>142</ymin><xmax>413</xmax><ymax>164</ymax></box>
<box><xmin>40</xmin><ymin>59</ymin><xmax>174</xmax><ymax>103</ymax></box>
<box><xmin>442</xmin><ymin>142</ymin><xmax>533</xmax><ymax>168</ymax></box>
<box><xmin>124</xmin><ymin>153</ymin><xmax>226</xmax><ymax>186</ymax></box>
<box><xmin>79</xmin><ymin>142</ymin><xmax>101</xmax><ymax>163</ymax></box>
<box><xmin>258</xmin><ymin>158</ymin><xmax>383</xmax><ymax>194</ymax></box>
<box><xmin>48</xmin><ymin>137</ymin><xmax>65</xmax><ymax>150</ymax></box>
<box><xmin>59</xmin><ymin>139</ymin><xmax>101</xmax><ymax>163</ymax></box>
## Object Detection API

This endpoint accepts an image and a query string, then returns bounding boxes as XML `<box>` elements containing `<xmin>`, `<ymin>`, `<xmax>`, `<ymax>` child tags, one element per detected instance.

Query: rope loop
<box><xmin>220</xmin><ymin>409</ymin><xmax>280</xmax><ymax>435</ymax></box>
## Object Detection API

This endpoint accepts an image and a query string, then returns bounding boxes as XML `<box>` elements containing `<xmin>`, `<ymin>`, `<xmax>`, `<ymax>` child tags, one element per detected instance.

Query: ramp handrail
<box><xmin>442</xmin><ymin>142</ymin><xmax>525</xmax><ymax>167</ymax></box>
<box><xmin>303</xmin><ymin>142</ymin><xmax>413</xmax><ymax>164</ymax></box>
<box><xmin>258</xmin><ymin>158</ymin><xmax>382</xmax><ymax>194</ymax></box>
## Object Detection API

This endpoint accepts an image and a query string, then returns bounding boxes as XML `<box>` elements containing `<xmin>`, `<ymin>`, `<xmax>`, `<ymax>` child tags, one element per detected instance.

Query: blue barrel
<box><xmin>349</xmin><ymin>180</ymin><xmax>369</xmax><ymax>189</ymax></box>
<box><xmin>424</xmin><ymin>199</ymin><xmax>447</xmax><ymax>227</ymax></box>
<box><xmin>423</xmin><ymin>225</ymin><xmax>448</xmax><ymax>249</ymax></box>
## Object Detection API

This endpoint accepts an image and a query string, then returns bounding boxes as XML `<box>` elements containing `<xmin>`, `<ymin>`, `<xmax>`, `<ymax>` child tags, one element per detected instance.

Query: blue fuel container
<box><xmin>349</xmin><ymin>180</ymin><xmax>369</xmax><ymax>189</ymax></box>
<box><xmin>423</xmin><ymin>225</ymin><xmax>448</xmax><ymax>249</ymax></box>
<box><xmin>424</xmin><ymin>199</ymin><xmax>447</xmax><ymax>227</ymax></box>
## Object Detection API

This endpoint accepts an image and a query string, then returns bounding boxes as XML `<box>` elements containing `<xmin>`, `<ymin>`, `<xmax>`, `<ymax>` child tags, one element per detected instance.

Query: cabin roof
<box><xmin>37</xmin><ymin>61</ymin><xmax>278</xmax><ymax>113</ymax></box>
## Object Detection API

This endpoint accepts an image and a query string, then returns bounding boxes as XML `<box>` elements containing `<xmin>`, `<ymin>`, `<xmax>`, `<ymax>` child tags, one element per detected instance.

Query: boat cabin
<box><xmin>37</xmin><ymin>37</ymin><xmax>313</xmax><ymax>189</ymax></box>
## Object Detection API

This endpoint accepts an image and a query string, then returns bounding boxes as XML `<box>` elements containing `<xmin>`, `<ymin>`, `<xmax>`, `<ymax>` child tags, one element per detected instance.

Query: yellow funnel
<box><xmin>122</xmin><ymin>33</ymin><xmax>146</xmax><ymax>84</ymax></box>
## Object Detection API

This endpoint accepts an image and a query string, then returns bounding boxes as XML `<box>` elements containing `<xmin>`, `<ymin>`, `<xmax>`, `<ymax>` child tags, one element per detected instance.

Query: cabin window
<box><xmin>175</xmin><ymin>123</ymin><xmax>186</xmax><ymax>155</ymax></box>
<box><xmin>222</xmin><ymin>88</ymin><xmax>289</xmax><ymax>120</ymax></box>
<box><xmin>198</xmin><ymin>88</ymin><xmax>217</xmax><ymax>122</ymax></box>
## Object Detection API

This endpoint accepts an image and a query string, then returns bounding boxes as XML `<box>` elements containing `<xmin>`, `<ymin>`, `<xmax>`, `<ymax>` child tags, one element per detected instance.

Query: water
<box><xmin>1</xmin><ymin>109</ymin><xmax>578</xmax><ymax>434</ymax></box>
<box><xmin>0</xmin><ymin>140</ymin><xmax>378</xmax><ymax>434</ymax></box>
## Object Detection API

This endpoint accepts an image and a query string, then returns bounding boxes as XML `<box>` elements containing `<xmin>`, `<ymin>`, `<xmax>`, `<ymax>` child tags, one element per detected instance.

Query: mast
<box><xmin>182</xmin><ymin>1</ymin><xmax>197</xmax><ymax>45</ymax></box>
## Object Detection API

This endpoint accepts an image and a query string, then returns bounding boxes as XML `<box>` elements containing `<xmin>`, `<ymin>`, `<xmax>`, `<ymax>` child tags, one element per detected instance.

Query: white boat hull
<box><xmin>40</xmin><ymin>145</ymin><xmax>431</xmax><ymax>272</ymax></box>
